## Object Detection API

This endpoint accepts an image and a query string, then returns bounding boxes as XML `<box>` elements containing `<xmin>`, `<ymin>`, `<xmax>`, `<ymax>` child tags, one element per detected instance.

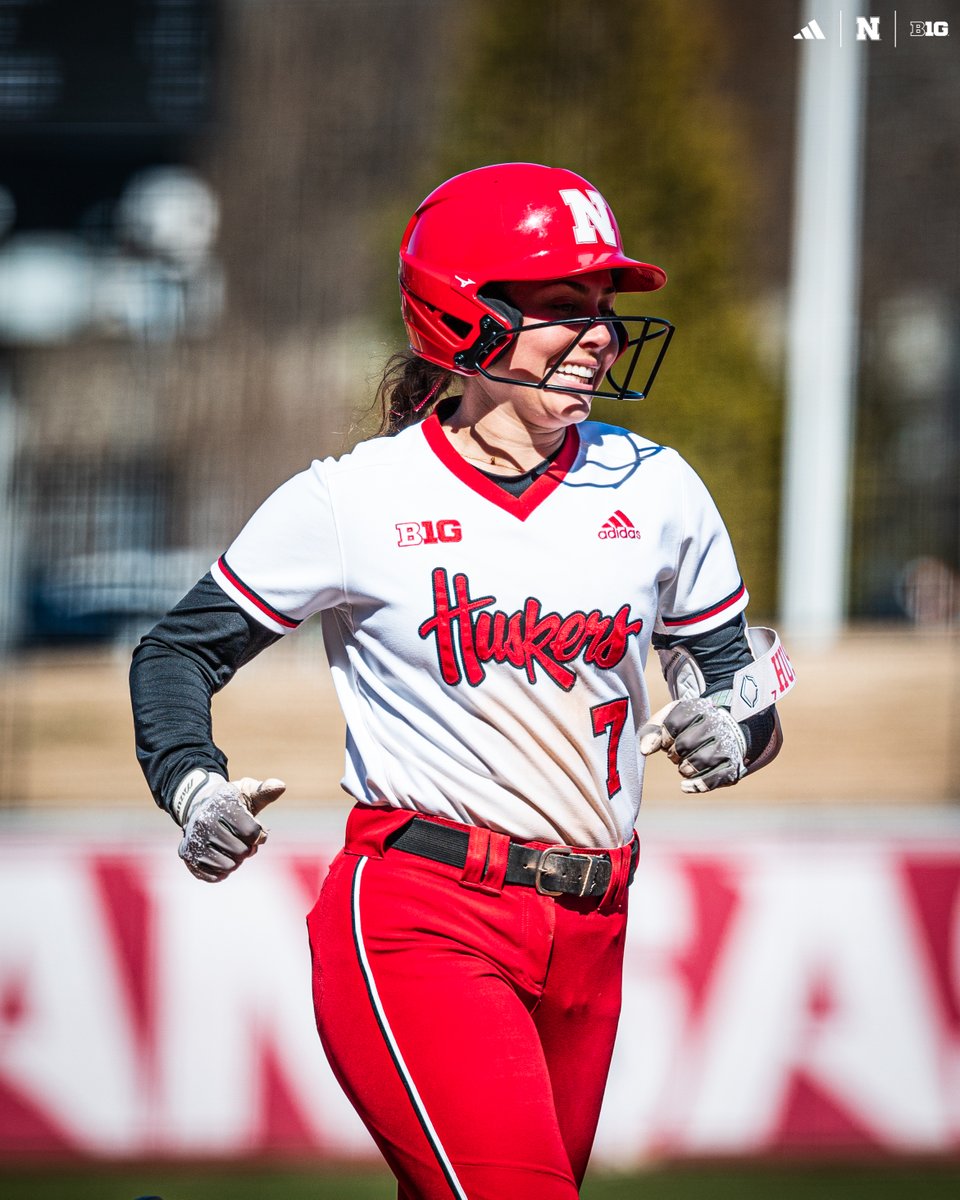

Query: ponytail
<box><xmin>375</xmin><ymin>352</ymin><xmax>452</xmax><ymax>436</ymax></box>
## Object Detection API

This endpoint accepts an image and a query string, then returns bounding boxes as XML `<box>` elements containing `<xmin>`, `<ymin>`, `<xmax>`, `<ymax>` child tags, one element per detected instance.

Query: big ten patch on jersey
<box><xmin>395</xmin><ymin>519</ymin><xmax>462</xmax><ymax>547</ymax></box>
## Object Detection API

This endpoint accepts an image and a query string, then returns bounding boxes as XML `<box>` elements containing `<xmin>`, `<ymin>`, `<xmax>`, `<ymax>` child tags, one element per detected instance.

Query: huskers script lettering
<box><xmin>418</xmin><ymin>568</ymin><xmax>643</xmax><ymax>691</ymax></box>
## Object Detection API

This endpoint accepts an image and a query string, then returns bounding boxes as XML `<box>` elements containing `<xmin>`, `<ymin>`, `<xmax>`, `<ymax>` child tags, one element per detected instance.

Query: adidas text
<box><xmin>599</xmin><ymin>526</ymin><xmax>641</xmax><ymax>540</ymax></box>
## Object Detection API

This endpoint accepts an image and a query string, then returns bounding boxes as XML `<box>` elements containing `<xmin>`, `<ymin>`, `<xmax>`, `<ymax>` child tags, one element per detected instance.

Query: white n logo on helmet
<box><xmin>559</xmin><ymin>189</ymin><xmax>617</xmax><ymax>247</ymax></box>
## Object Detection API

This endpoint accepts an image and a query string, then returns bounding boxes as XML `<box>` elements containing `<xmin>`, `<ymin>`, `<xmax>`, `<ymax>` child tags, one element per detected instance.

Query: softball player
<box><xmin>131</xmin><ymin>163</ymin><xmax>791</xmax><ymax>1198</ymax></box>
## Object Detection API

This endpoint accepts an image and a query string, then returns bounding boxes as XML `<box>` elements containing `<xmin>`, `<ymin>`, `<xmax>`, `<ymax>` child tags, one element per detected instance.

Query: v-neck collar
<box><xmin>421</xmin><ymin>413</ymin><xmax>581</xmax><ymax>521</ymax></box>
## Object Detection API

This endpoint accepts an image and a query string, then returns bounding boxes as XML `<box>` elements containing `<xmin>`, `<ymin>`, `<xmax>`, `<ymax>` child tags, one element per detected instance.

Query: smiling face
<box><xmin>460</xmin><ymin>271</ymin><xmax>621</xmax><ymax>433</ymax></box>
<box><xmin>501</xmin><ymin>271</ymin><xmax>621</xmax><ymax>391</ymax></box>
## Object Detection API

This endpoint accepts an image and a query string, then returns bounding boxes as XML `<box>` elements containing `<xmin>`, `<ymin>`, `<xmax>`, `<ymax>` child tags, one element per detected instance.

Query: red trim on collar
<box><xmin>420</xmin><ymin>414</ymin><xmax>580</xmax><ymax>521</ymax></box>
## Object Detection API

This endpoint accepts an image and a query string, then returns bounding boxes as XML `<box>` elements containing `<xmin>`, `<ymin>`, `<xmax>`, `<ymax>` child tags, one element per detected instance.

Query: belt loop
<box><xmin>630</xmin><ymin>831</ymin><xmax>641</xmax><ymax>880</ymax></box>
<box><xmin>460</xmin><ymin>826</ymin><xmax>509</xmax><ymax>895</ymax></box>
<box><xmin>344</xmin><ymin>804</ymin><xmax>416</xmax><ymax>858</ymax></box>
<box><xmin>599</xmin><ymin>841</ymin><xmax>632</xmax><ymax>914</ymax></box>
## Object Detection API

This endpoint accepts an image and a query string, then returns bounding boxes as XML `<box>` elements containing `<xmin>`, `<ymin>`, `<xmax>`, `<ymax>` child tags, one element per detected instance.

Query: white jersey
<box><xmin>212</xmin><ymin>414</ymin><xmax>747</xmax><ymax>847</ymax></box>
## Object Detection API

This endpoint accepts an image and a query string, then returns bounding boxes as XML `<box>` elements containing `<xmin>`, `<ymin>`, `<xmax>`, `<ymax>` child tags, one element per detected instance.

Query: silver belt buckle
<box><xmin>534</xmin><ymin>846</ymin><xmax>598</xmax><ymax>897</ymax></box>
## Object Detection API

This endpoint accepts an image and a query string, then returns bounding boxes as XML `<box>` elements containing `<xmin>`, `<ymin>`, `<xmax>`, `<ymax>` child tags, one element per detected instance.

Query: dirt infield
<box><xmin>1</xmin><ymin>627</ymin><xmax>957</xmax><ymax>810</ymax></box>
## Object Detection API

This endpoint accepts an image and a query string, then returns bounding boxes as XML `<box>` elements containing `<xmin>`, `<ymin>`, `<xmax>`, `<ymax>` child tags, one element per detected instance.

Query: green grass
<box><xmin>0</xmin><ymin>1166</ymin><xmax>390</xmax><ymax>1200</ymax></box>
<box><xmin>585</xmin><ymin>1163</ymin><xmax>960</xmax><ymax>1199</ymax></box>
<box><xmin>2</xmin><ymin>1163</ymin><xmax>960</xmax><ymax>1199</ymax></box>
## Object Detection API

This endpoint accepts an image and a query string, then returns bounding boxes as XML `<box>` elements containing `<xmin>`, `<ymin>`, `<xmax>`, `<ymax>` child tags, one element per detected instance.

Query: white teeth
<box><xmin>555</xmin><ymin>364</ymin><xmax>595</xmax><ymax>380</ymax></box>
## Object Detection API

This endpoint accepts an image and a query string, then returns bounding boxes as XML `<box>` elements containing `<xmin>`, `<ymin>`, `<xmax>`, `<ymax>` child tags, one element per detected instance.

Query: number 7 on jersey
<box><xmin>590</xmin><ymin>698</ymin><xmax>629</xmax><ymax>798</ymax></box>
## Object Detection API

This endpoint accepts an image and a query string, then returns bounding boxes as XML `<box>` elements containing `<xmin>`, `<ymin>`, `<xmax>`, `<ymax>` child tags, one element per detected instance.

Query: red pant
<box><xmin>307</xmin><ymin>806</ymin><xmax>634</xmax><ymax>1199</ymax></box>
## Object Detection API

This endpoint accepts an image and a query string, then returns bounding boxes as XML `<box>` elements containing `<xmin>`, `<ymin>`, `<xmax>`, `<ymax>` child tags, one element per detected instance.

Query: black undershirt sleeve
<box><xmin>129</xmin><ymin>572</ymin><xmax>281</xmax><ymax>812</ymax></box>
<box><xmin>652</xmin><ymin>614</ymin><xmax>776</xmax><ymax>764</ymax></box>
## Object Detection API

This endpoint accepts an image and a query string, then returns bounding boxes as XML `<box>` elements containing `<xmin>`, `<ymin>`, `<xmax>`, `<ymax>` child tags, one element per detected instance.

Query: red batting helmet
<box><xmin>399</xmin><ymin>162</ymin><xmax>673</xmax><ymax>399</ymax></box>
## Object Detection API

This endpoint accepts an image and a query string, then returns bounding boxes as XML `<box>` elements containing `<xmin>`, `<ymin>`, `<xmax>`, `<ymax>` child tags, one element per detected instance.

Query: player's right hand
<box><xmin>171</xmin><ymin>769</ymin><xmax>286</xmax><ymax>882</ymax></box>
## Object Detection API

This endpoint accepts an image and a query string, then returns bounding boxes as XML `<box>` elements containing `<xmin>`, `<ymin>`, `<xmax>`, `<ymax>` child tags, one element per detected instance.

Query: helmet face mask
<box><xmin>399</xmin><ymin>162</ymin><xmax>673</xmax><ymax>401</ymax></box>
<box><xmin>457</xmin><ymin>312</ymin><xmax>675</xmax><ymax>403</ymax></box>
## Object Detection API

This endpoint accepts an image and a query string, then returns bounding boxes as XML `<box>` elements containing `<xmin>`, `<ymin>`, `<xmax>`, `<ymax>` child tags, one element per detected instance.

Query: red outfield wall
<box><xmin>1</xmin><ymin>815</ymin><xmax>959</xmax><ymax>1164</ymax></box>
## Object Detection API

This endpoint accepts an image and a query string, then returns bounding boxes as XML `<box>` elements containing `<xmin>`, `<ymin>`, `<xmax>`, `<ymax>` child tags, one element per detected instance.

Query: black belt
<box><xmin>388</xmin><ymin>817</ymin><xmax>638</xmax><ymax>899</ymax></box>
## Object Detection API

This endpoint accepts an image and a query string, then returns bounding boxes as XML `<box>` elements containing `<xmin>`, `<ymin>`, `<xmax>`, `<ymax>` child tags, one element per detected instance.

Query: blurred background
<box><xmin>0</xmin><ymin>0</ymin><xmax>958</xmax><ymax>1194</ymax></box>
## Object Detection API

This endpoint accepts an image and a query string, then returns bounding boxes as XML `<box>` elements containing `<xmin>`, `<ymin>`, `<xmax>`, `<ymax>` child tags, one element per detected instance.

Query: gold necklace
<box><xmin>459</xmin><ymin>452</ymin><xmax>528</xmax><ymax>473</ymax></box>
<box><xmin>454</xmin><ymin>429</ymin><xmax>564</xmax><ymax>473</ymax></box>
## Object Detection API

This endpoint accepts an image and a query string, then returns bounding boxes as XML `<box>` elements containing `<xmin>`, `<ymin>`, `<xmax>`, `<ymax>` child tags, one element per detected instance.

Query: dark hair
<box><xmin>375</xmin><ymin>351</ymin><xmax>453</xmax><ymax>435</ymax></box>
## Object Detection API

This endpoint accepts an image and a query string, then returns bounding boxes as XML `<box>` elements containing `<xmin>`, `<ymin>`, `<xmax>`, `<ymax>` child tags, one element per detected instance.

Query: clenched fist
<box><xmin>638</xmin><ymin>698</ymin><xmax>746</xmax><ymax>793</ymax></box>
<box><xmin>171</xmin><ymin>769</ymin><xmax>286</xmax><ymax>882</ymax></box>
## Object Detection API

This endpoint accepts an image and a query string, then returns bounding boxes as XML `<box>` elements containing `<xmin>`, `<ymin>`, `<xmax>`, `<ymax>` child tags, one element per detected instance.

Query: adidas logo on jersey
<box><xmin>598</xmin><ymin>511</ymin><xmax>640</xmax><ymax>540</ymax></box>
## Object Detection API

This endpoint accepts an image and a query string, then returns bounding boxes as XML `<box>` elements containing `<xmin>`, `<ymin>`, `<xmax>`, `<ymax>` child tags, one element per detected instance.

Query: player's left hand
<box><xmin>638</xmin><ymin>698</ymin><xmax>746</xmax><ymax>793</ymax></box>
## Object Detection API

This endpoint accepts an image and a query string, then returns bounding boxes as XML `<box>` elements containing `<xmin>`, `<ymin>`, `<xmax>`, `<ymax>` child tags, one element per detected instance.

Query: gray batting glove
<box><xmin>638</xmin><ymin>698</ymin><xmax>747</xmax><ymax>793</ymax></box>
<box><xmin>170</xmin><ymin>769</ymin><xmax>286</xmax><ymax>882</ymax></box>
